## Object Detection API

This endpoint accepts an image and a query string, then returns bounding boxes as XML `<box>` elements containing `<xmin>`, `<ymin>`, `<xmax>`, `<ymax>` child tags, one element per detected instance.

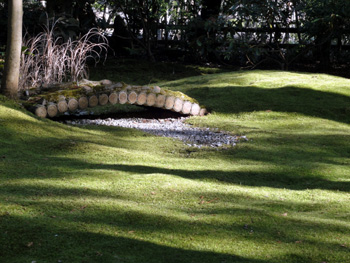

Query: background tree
<box><xmin>186</xmin><ymin>0</ymin><xmax>222</xmax><ymax>62</ymax></box>
<box><xmin>301</xmin><ymin>0</ymin><xmax>350</xmax><ymax>70</ymax></box>
<box><xmin>2</xmin><ymin>0</ymin><xmax>350</xmax><ymax>82</ymax></box>
<box><xmin>107</xmin><ymin>0</ymin><xmax>170</xmax><ymax>61</ymax></box>
<box><xmin>1</xmin><ymin>0</ymin><xmax>23</xmax><ymax>98</ymax></box>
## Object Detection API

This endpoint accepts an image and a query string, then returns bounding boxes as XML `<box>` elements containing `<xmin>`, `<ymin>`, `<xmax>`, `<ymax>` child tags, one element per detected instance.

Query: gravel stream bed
<box><xmin>65</xmin><ymin>117</ymin><xmax>247</xmax><ymax>148</ymax></box>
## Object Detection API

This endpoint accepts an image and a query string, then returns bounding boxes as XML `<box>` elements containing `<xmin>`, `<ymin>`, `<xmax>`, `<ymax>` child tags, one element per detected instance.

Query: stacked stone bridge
<box><xmin>24</xmin><ymin>79</ymin><xmax>207</xmax><ymax>118</ymax></box>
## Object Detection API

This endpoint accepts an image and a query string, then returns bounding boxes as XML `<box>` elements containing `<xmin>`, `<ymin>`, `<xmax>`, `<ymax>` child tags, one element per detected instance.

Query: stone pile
<box><xmin>66</xmin><ymin>117</ymin><xmax>248</xmax><ymax>148</ymax></box>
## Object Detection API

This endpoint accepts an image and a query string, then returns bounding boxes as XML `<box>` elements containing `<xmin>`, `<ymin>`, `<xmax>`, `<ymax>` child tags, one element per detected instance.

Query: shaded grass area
<box><xmin>1</xmin><ymin>67</ymin><xmax>350</xmax><ymax>263</ymax></box>
<box><xmin>89</xmin><ymin>58</ymin><xmax>228</xmax><ymax>85</ymax></box>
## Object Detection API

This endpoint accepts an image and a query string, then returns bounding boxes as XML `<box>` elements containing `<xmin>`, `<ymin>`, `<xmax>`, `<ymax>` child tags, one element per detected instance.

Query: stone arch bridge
<box><xmin>24</xmin><ymin>79</ymin><xmax>207</xmax><ymax>118</ymax></box>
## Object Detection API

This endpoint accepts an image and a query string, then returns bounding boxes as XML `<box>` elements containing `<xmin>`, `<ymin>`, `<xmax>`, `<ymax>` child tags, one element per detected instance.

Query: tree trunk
<box><xmin>1</xmin><ymin>0</ymin><xmax>23</xmax><ymax>99</ymax></box>
<box><xmin>98</xmin><ymin>94</ymin><xmax>109</xmax><ymax>106</ymax></box>
<box><xmin>181</xmin><ymin>101</ymin><xmax>192</xmax><ymax>115</ymax></box>
<box><xmin>33</xmin><ymin>105</ymin><xmax>47</xmax><ymax>118</ymax></box>
<box><xmin>155</xmin><ymin>94</ymin><xmax>165</xmax><ymax>108</ymax></box>
<box><xmin>165</xmin><ymin>96</ymin><xmax>175</xmax><ymax>110</ymax></box>
<box><xmin>78</xmin><ymin>97</ymin><xmax>88</xmax><ymax>109</ymax></box>
<box><xmin>47</xmin><ymin>103</ymin><xmax>58</xmax><ymax>117</ymax></box>
<box><xmin>128</xmin><ymin>91</ymin><xmax>138</xmax><ymax>104</ymax></box>
<box><xmin>68</xmin><ymin>98</ymin><xmax>79</xmax><ymax>111</ymax></box>
<box><xmin>173</xmin><ymin>98</ymin><xmax>184</xmax><ymax>112</ymax></box>
<box><xmin>191</xmin><ymin>103</ymin><xmax>200</xmax><ymax>116</ymax></box>
<box><xmin>118</xmin><ymin>90</ymin><xmax>127</xmax><ymax>104</ymax></box>
<box><xmin>88</xmin><ymin>95</ymin><xmax>98</xmax><ymax>107</ymax></box>
<box><xmin>136</xmin><ymin>92</ymin><xmax>147</xmax><ymax>105</ymax></box>
<box><xmin>108</xmin><ymin>92</ymin><xmax>118</xmax><ymax>105</ymax></box>
<box><xmin>146</xmin><ymin>93</ymin><xmax>156</xmax><ymax>106</ymax></box>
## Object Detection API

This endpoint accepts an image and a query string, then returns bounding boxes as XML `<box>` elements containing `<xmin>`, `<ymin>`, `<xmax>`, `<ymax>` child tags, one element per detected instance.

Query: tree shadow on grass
<box><xmin>1</xmin><ymin>124</ymin><xmax>349</xmax><ymax>192</ymax></box>
<box><xmin>2</xmin><ymin>178</ymin><xmax>350</xmax><ymax>262</ymax></box>
<box><xmin>18</xmin><ymin>129</ymin><xmax>349</xmax><ymax>191</ymax></box>
<box><xmin>79</xmin><ymin>163</ymin><xmax>350</xmax><ymax>192</ymax></box>
<box><xmin>4</xmin><ymin>150</ymin><xmax>348</xmax><ymax>192</ymax></box>
<box><xmin>1</xmin><ymin>122</ymin><xmax>349</xmax><ymax>262</ymax></box>
<box><xmin>1</xmin><ymin>215</ymin><xmax>267</xmax><ymax>263</ymax></box>
<box><xmin>186</xmin><ymin>85</ymin><xmax>350</xmax><ymax>124</ymax></box>
<box><xmin>0</xmin><ymin>212</ymin><xmax>269</xmax><ymax>263</ymax></box>
<box><xmin>1</xmin><ymin>185</ymin><xmax>349</xmax><ymax>263</ymax></box>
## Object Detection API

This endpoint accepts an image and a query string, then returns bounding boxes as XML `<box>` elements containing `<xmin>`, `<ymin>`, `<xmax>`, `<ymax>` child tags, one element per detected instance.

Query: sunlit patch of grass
<box><xmin>1</xmin><ymin>68</ymin><xmax>350</xmax><ymax>262</ymax></box>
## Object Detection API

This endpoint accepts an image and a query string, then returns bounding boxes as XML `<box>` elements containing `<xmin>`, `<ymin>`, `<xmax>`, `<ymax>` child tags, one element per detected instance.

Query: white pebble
<box><xmin>65</xmin><ymin>117</ymin><xmax>246</xmax><ymax>149</ymax></box>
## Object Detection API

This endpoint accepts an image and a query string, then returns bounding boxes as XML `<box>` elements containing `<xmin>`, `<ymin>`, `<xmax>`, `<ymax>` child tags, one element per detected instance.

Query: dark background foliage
<box><xmin>1</xmin><ymin>0</ymin><xmax>350</xmax><ymax>75</ymax></box>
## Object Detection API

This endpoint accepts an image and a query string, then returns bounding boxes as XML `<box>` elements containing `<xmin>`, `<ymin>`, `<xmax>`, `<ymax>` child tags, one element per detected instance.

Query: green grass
<box><xmin>1</xmin><ymin>64</ymin><xmax>350</xmax><ymax>263</ymax></box>
<box><xmin>89</xmin><ymin>58</ymin><xmax>229</xmax><ymax>85</ymax></box>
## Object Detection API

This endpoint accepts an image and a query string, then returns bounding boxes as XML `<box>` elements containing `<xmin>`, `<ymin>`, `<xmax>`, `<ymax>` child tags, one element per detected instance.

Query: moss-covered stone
<box><xmin>23</xmin><ymin>79</ymin><xmax>206</xmax><ymax>117</ymax></box>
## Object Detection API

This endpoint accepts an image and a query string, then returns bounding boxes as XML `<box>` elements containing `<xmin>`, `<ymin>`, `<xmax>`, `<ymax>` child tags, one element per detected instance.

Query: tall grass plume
<box><xmin>20</xmin><ymin>20</ymin><xmax>108</xmax><ymax>91</ymax></box>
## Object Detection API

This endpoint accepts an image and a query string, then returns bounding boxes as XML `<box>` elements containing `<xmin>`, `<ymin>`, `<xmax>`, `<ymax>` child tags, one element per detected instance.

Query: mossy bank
<box><xmin>1</xmin><ymin>68</ymin><xmax>350</xmax><ymax>263</ymax></box>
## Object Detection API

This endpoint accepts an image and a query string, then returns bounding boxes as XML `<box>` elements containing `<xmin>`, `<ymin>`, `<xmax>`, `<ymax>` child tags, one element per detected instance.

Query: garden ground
<box><xmin>0</xmin><ymin>60</ymin><xmax>350</xmax><ymax>263</ymax></box>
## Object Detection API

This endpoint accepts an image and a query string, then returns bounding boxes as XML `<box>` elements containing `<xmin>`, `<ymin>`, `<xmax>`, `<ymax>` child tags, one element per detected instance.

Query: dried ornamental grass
<box><xmin>20</xmin><ymin>21</ymin><xmax>108</xmax><ymax>91</ymax></box>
